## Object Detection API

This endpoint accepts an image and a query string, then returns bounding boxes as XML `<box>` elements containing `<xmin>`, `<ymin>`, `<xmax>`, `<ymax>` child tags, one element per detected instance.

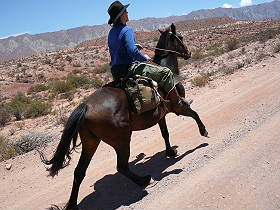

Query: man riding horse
<box><xmin>107</xmin><ymin>1</ymin><xmax>192</xmax><ymax>115</ymax></box>
<box><xmin>40</xmin><ymin>2</ymin><xmax>209</xmax><ymax>210</ymax></box>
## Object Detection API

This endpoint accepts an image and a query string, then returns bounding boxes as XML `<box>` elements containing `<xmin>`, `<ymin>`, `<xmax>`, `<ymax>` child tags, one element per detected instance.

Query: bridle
<box><xmin>143</xmin><ymin>32</ymin><xmax>189</xmax><ymax>58</ymax></box>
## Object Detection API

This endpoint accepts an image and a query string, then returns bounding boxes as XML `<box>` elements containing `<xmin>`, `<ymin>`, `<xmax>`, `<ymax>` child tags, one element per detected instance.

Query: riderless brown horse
<box><xmin>40</xmin><ymin>23</ymin><xmax>208</xmax><ymax>210</ymax></box>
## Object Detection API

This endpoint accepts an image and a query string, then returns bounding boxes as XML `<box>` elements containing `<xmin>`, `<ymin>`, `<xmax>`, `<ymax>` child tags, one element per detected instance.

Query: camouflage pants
<box><xmin>130</xmin><ymin>62</ymin><xmax>176</xmax><ymax>94</ymax></box>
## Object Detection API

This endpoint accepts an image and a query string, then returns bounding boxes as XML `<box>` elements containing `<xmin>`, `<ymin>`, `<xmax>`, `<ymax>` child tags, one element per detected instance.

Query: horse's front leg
<box><xmin>182</xmin><ymin>107</ymin><xmax>209</xmax><ymax>137</ymax></box>
<box><xmin>158</xmin><ymin>117</ymin><xmax>178</xmax><ymax>158</ymax></box>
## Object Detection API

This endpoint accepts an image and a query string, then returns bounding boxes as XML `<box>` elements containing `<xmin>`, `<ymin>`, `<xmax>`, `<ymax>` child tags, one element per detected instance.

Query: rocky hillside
<box><xmin>0</xmin><ymin>0</ymin><xmax>279</xmax><ymax>63</ymax></box>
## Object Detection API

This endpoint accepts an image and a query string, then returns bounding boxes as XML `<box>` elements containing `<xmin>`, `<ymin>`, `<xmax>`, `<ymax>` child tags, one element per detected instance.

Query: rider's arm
<box><xmin>122</xmin><ymin>28</ymin><xmax>147</xmax><ymax>62</ymax></box>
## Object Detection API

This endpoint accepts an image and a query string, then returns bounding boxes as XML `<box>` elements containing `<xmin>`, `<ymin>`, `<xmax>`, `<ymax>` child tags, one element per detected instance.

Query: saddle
<box><xmin>104</xmin><ymin>75</ymin><xmax>161</xmax><ymax>114</ymax></box>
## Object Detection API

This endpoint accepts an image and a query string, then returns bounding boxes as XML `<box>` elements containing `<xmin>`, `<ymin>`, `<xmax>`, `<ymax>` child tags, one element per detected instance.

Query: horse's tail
<box><xmin>39</xmin><ymin>103</ymin><xmax>87</xmax><ymax>177</ymax></box>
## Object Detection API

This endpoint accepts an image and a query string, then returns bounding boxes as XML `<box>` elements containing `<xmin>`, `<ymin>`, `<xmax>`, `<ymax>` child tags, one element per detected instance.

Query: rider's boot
<box><xmin>167</xmin><ymin>88</ymin><xmax>193</xmax><ymax>115</ymax></box>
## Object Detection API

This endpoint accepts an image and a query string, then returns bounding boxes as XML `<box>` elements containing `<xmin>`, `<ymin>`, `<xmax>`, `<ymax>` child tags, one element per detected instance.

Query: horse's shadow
<box><xmin>78</xmin><ymin>143</ymin><xmax>208</xmax><ymax>210</ymax></box>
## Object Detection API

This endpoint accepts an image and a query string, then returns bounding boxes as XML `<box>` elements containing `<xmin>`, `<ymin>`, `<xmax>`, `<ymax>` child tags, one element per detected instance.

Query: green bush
<box><xmin>91</xmin><ymin>78</ymin><xmax>105</xmax><ymax>88</ymax></box>
<box><xmin>66</xmin><ymin>55</ymin><xmax>73</xmax><ymax>62</ymax></box>
<box><xmin>24</xmin><ymin>100</ymin><xmax>52</xmax><ymax>118</ymax></box>
<box><xmin>94</xmin><ymin>63</ymin><xmax>111</xmax><ymax>74</ymax></box>
<box><xmin>27</xmin><ymin>84</ymin><xmax>49</xmax><ymax>94</ymax></box>
<box><xmin>7</xmin><ymin>93</ymin><xmax>52</xmax><ymax>120</ymax></box>
<box><xmin>0</xmin><ymin>106</ymin><xmax>11</xmax><ymax>127</ymax></box>
<box><xmin>226</xmin><ymin>38</ymin><xmax>239</xmax><ymax>52</ymax></box>
<box><xmin>72</xmin><ymin>69</ymin><xmax>83</xmax><ymax>74</ymax></box>
<box><xmin>67</xmin><ymin>74</ymin><xmax>90</xmax><ymax>88</ymax></box>
<box><xmin>207</xmin><ymin>46</ymin><xmax>224</xmax><ymax>57</ymax></box>
<box><xmin>191</xmin><ymin>49</ymin><xmax>204</xmax><ymax>60</ymax></box>
<box><xmin>258</xmin><ymin>28</ymin><xmax>279</xmax><ymax>43</ymax></box>
<box><xmin>272</xmin><ymin>42</ymin><xmax>280</xmax><ymax>53</ymax></box>
<box><xmin>50</xmin><ymin>80</ymin><xmax>75</xmax><ymax>94</ymax></box>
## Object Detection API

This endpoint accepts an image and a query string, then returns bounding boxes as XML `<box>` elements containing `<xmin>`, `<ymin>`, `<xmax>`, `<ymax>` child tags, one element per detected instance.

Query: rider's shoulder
<box><xmin>122</xmin><ymin>25</ymin><xmax>133</xmax><ymax>34</ymax></box>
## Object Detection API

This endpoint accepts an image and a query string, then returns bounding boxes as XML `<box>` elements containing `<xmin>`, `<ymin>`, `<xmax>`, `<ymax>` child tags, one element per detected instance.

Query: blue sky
<box><xmin>0</xmin><ymin>0</ymin><xmax>273</xmax><ymax>39</ymax></box>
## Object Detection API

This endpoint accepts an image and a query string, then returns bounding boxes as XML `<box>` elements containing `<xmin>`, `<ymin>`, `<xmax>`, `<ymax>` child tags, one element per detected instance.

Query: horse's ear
<box><xmin>171</xmin><ymin>23</ymin><xmax>176</xmax><ymax>35</ymax></box>
<box><xmin>158</xmin><ymin>29</ymin><xmax>164</xmax><ymax>34</ymax></box>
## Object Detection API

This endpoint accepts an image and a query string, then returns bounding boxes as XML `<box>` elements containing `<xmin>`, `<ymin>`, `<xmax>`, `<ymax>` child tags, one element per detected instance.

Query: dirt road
<box><xmin>1</xmin><ymin>55</ymin><xmax>279</xmax><ymax>210</ymax></box>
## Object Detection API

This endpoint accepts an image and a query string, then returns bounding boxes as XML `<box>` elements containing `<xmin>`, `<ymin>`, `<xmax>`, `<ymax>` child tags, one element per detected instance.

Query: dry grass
<box><xmin>191</xmin><ymin>73</ymin><xmax>209</xmax><ymax>87</ymax></box>
<box><xmin>0</xmin><ymin>135</ymin><xmax>17</xmax><ymax>161</ymax></box>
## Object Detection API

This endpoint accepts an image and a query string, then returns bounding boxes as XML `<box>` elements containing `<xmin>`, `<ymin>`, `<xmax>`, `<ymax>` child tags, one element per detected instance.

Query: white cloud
<box><xmin>222</xmin><ymin>3</ymin><xmax>233</xmax><ymax>8</ymax></box>
<box><xmin>240</xmin><ymin>0</ymin><xmax>253</xmax><ymax>7</ymax></box>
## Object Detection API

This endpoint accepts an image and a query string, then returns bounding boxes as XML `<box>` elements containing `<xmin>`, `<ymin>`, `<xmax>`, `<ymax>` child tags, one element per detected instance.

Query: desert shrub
<box><xmin>50</xmin><ymin>80</ymin><xmax>75</xmax><ymax>94</ymax></box>
<box><xmin>37</xmin><ymin>73</ymin><xmax>47</xmax><ymax>82</ymax></box>
<box><xmin>191</xmin><ymin>50</ymin><xmax>204</xmax><ymax>60</ymax></box>
<box><xmin>91</xmin><ymin>78</ymin><xmax>105</xmax><ymax>88</ymax></box>
<box><xmin>42</xmin><ymin>58</ymin><xmax>51</xmax><ymax>65</ymax></box>
<box><xmin>66</xmin><ymin>55</ymin><xmax>73</xmax><ymax>62</ymax></box>
<box><xmin>258</xmin><ymin>28</ymin><xmax>279</xmax><ymax>43</ymax></box>
<box><xmin>178</xmin><ymin>58</ymin><xmax>187</xmax><ymax>68</ymax></box>
<box><xmin>15</xmin><ymin>121</ymin><xmax>25</xmax><ymax>130</ymax></box>
<box><xmin>207</xmin><ymin>46</ymin><xmax>224</xmax><ymax>57</ymax></box>
<box><xmin>17</xmin><ymin>63</ymin><xmax>22</xmax><ymax>68</ymax></box>
<box><xmin>72</xmin><ymin>69</ymin><xmax>83</xmax><ymax>74</ymax></box>
<box><xmin>15</xmin><ymin>132</ymin><xmax>54</xmax><ymax>155</ymax></box>
<box><xmin>27</xmin><ymin>84</ymin><xmax>49</xmax><ymax>94</ymax></box>
<box><xmin>0</xmin><ymin>136</ymin><xmax>17</xmax><ymax>161</ymax></box>
<box><xmin>244</xmin><ymin>57</ymin><xmax>252</xmax><ymax>65</ymax></box>
<box><xmin>191</xmin><ymin>74</ymin><xmax>209</xmax><ymax>87</ymax></box>
<box><xmin>7</xmin><ymin>93</ymin><xmax>28</xmax><ymax>120</ymax></box>
<box><xmin>50</xmin><ymin>74</ymin><xmax>91</xmax><ymax>94</ymax></box>
<box><xmin>94</xmin><ymin>63</ymin><xmax>111</xmax><ymax>74</ymax></box>
<box><xmin>272</xmin><ymin>42</ymin><xmax>280</xmax><ymax>53</ymax></box>
<box><xmin>23</xmin><ymin>100</ymin><xmax>52</xmax><ymax>118</ymax></box>
<box><xmin>0</xmin><ymin>106</ymin><xmax>11</xmax><ymax>127</ymax></box>
<box><xmin>60</xmin><ymin>91</ymin><xmax>75</xmax><ymax>101</ymax></box>
<box><xmin>236</xmin><ymin>61</ymin><xmax>245</xmax><ymax>69</ymax></box>
<box><xmin>222</xmin><ymin>65</ymin><xmax>235</xmax><ymax>75</ymax></box>
<box><xmin>226</xmin><ymin>38</ymin><xmax>239</xmax><ymax>52</ymax></box>
<box><xmin>66</xmin><ymin>74</ymin><xmax>90</xmax><ymax>88</ymax></box>
<box><xmin>7</xmin><ymin>93</ymin><xmax>52</xmax><ymax>120</ymax></box>
<box><xmin>56</xmin><ymin>65</ymin><xmax>65</xmax><ymax>71</ymax></box>
<box><xmin>72</xmin><ymin>62</ymin><xmax>82</xmax><ymax>67</ymax></box>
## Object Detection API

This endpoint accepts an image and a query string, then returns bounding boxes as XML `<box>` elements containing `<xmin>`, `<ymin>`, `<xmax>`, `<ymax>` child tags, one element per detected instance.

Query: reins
<box><xmin>142</xmin><ymin>32</ymin><xmax>187</xmax><ymax>57</ymax></box>
<box><xmin>144</xmin><ymin>46</ymin><xmax>186</xmax><ymax>57</ymax></box>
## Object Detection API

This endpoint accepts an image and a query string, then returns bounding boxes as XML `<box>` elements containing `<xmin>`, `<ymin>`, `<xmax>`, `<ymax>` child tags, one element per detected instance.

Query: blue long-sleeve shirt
<box><xmin>108</xmin><ymin>23</ymin><xmax>147</xmax><ymax>66</ymax></box>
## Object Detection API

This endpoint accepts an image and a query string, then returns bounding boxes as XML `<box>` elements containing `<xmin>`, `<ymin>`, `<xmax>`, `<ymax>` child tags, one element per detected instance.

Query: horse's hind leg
<box><xmin>65</xmin><ymin>128</ymin><xmax>100</xmax><ymax>210</ymax></box>
<box><xmin>158</xmin><ymin>117</ymin><xmax>178</xmax><ymax>158</ymax></box>
<box><xmin>114</xmin><ymin>135</ymin><xmax>151</xmax><ymax>187</ymax></box>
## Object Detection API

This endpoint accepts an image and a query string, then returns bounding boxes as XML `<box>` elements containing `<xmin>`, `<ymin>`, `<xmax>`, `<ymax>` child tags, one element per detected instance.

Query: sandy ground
<box><xmin>0</xmin><ymin>54</ymin><xmax>279</xmax><ymax>210</ymax></box>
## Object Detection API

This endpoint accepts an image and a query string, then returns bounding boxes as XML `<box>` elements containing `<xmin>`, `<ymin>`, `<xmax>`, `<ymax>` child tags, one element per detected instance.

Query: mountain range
<box><xmin>0</xmin><ymin>0</ymin><xmax>279</xmax><ymax>63</ymax></box>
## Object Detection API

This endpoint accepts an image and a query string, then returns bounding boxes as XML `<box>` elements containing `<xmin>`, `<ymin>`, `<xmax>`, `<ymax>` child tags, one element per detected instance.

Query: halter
<box><xmin>143</xmin><ymin>32</ymin><xmax>188</xmax><ymax>57</ymax></box>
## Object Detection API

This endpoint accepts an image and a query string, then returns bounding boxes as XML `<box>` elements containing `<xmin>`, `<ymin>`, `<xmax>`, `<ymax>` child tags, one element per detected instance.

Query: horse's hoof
<box><xmin>166</xmin><ymin>148</ymin><xmax>178</xmax><ymax>158</ymax></box>
<box><xmin>203</xmin><ymin>130</ymin><xmax>209</xmax><ymax>138</ymax></box>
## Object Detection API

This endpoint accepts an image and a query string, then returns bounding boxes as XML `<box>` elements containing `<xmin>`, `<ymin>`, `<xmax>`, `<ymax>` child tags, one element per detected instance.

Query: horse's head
<box><xmin>157</xmin><ymin>23</ymin><xmax>191</xmax><ymax>60</ymax></box>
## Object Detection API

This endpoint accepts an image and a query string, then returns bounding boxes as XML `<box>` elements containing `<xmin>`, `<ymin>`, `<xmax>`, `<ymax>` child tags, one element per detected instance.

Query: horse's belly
<box><xmin>130</xmin><ymin>107</ymin><xmax>164</xmax><ymax>131</ymax></box>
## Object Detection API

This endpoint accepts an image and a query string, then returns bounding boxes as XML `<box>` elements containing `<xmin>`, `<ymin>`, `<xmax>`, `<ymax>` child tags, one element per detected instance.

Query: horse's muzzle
<box><xmin>183</xmin><ymin>51</ymin><xmax>192</xmax><ymax>60</ymax></box>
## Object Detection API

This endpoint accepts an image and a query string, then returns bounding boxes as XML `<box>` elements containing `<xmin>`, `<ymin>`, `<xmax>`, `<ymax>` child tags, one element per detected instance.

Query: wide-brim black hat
<box><xmin>108</xmin><ymin>1</ymin><xmax>130</xmax><ymax>24</ymax></box>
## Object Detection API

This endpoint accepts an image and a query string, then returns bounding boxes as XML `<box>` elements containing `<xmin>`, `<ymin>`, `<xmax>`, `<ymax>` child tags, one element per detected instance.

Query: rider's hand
<box><xmin>144</xmin><ymin>54</ymin><xmax>151</xmax><ymax>61</ymax></box>
<box><xmin>135</xmin><ymin>43</ymin><xmax>143</xmax><ymax>50</ymax></box>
